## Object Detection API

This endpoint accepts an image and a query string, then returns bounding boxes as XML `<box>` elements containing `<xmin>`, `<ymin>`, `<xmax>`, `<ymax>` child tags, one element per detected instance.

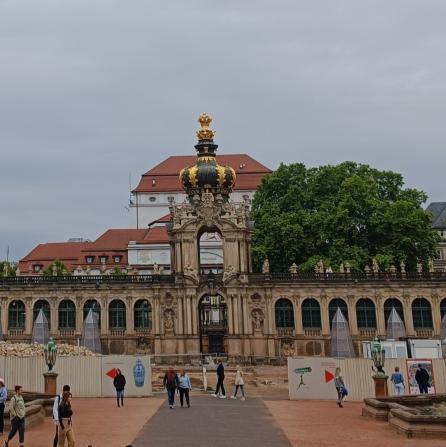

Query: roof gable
<box><xmin>426</xmin><ymin>202</ymin><xmax>446</xmax><ymax>229</ymax></box>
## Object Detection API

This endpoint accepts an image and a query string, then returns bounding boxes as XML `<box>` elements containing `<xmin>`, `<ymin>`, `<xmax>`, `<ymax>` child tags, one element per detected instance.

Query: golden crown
<box><xmin>196</xmin><ymin>112</ymin><xmax>215</xmax><ymax>141</ymax></box>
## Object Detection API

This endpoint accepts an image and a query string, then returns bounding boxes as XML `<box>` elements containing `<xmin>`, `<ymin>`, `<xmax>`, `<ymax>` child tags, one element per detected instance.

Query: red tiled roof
<box><xmin>19</xmin><ymin>225</ymin><xmax>171</xmax><ymax>272</ymax></box>
<box><xmin>148</xmin><ymin>213</ymin><xmax>172</xmax><ymax>226</ymax></box>
<box><xmin>84</xmin><ymin>229</ymin><xmax>149</xmax><ymax>251</ymax></box>
<box><xmin>141</xmin><ymin>226</ymin><xmax>169</xmax><ymax>244</ymax></box>
<box><xmin>19</xmin><ymin>242</ymin><xmax>91</xmax><ymax>272</ymax></box>
<box><xmin>132</xmin><ymin>154</ymin><xmax>272</xmax><ymax>193</ymax></box>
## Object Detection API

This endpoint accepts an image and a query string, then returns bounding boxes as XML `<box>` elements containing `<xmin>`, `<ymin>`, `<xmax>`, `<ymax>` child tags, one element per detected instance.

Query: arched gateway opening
<box><xmin>199</xmin><ymin>294</ymin><xmax>228</xmax><ymax>355</ymax></box>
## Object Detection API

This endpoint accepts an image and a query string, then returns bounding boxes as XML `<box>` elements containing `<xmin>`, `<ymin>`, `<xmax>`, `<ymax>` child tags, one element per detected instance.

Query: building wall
<box><xmin>1</xmin><ymin>277</ymin><xmax>445</xmax><ymax>359</ymax></box>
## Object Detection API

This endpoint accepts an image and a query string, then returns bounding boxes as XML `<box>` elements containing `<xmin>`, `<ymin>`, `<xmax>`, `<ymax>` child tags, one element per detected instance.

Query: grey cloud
<box><xmin>1</xmin><ymin>0</ymin><xmax>445</xmax><ymax>260</ymax></box>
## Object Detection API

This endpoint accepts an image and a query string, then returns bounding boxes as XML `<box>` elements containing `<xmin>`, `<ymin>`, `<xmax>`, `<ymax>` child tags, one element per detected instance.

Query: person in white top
<box><xmin>230</xmin><ymin>365</ymin><xmax>246</xmax><ymax>401</ymax></box>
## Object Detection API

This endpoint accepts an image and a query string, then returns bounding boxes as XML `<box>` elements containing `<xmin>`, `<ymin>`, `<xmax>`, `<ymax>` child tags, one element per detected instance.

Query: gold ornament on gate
<box><xmin>196</xmin><ymin>112</ymin><xmax>216</xmax><ymax>141</ymax></box>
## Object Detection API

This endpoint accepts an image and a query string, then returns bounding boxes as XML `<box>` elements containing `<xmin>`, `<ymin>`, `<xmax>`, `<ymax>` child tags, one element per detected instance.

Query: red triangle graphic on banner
<box><xmin>106</xmin><ymin>368</ymin><xmax>117</xmax><ymax>379</ymax></box>
<box><xmin>325</xmin><ymin>370</ymin><xmax>334</xmax><ymax>383</ymax></box>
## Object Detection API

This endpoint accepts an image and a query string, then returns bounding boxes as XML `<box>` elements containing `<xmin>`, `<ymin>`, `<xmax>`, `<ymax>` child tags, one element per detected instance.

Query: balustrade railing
<box><xmin>359</xmin><ymin>329</ymin><xmax>377</xmax><ymax>338</ymax></box>
<box><xmin>134</xmin><ymin>327</ymin><xmax>152</xmax><ymax>335</ymax></box>
<box><xmin>304</xmin><ymin>328</ymin><xmax>322</xmax><ymax>337</ymax></box>
<box><xmin>1</xmin><ymin>271</ymin><xmax>446</xmax><ymax>287</ymax></box>
<box><xmin>109</xmin><ymin>328</ymin><xmax>126</xmax><ymax>337</ymax></box>
<box><xmin>277</xmin><ymin>327</ymin><xmax>295</xmax><ymax>337</ymax></box>
<box><xmin>415</xmin><ymin>329</ymin><xmax>433</xmax><ymax>338</ymax></box>
<box><xmin>58</xmin><ymin>328</ymin><xmax>75</xmax><ymax>337</ymax></box>
<box><xmin>8</xmin><ymin>328</ymin><xmax>25</xmax><ymax>337</ymax></box>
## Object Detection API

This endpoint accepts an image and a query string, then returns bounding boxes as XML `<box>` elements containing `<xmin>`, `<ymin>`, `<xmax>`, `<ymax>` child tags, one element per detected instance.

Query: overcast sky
<box><xmin>1</xmin><ymin>0</ymin><xmax>445</xmax><ymax>261</ymax></box>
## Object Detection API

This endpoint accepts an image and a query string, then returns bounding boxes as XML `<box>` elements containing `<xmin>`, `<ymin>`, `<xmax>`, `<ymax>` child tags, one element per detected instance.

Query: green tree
<box><xmin>250</xmin><ymin>162</ymin><xmax>439</xmax><ymax>273</ymax></box>
<box><xmin>42</xmin><ymin>260</ymin><xmax>70</xmax><ymax>276</ymax></box>
<box><xmin>0</xmin><ymin>261</ymin><xmax>17</xmax><ymax>277</ymax></box>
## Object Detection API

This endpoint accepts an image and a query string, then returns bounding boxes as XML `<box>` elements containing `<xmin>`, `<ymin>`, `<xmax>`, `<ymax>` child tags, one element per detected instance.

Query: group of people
<box><xmin>333</xmin><ymin>363</ymin><xmax>432</xmax><ymax>408</ymax></box>
<box><xmin>163</xmin><ymin>360</ymin><xmax>246</xmax><ymax>408</ymax></box>
<box><xmin>390</xmin><ymin>363</ymin><xmax>431</xmax><ymax>395</ymax></box>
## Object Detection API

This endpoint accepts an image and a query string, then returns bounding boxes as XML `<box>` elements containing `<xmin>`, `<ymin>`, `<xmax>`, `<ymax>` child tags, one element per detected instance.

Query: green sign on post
<box><xmin>294</xmin><ymin>367</ymin><xmax>312</xmax><ymax>374</ymax></box>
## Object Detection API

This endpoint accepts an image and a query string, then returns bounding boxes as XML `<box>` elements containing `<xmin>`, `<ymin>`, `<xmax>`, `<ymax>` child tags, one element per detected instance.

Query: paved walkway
<box><xmin>132</xmin><ymin>395</ymin><xmax>292</xmax><ymax>446</ymax></box>
<box><xmin>26</xmin><ymin>397</ymin><xmax>164</xmax><ymax>447</ymax></box>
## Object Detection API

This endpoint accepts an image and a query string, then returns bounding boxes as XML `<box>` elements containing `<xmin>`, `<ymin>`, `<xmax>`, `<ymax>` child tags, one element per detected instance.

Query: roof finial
<box><xmin>196</xmin><ymin>112</ymin><xmax>215</xmax><ymax>141</ymax></box>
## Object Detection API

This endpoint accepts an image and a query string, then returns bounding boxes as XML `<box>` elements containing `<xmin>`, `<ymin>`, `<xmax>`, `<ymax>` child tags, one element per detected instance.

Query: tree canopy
<box><xmin>0</xmin><ymin>261</ymin><xmax>17</xmax><ymax>277</ymax></box>
<box><xmin>250</xmin><ymin>162</ymin><xmax>439</xmax><ymax>273</ymax></box>
<box><xmin>42</xmin><ymin>260</ymin><xmax>70</xmax><ymax>276</ymax></box>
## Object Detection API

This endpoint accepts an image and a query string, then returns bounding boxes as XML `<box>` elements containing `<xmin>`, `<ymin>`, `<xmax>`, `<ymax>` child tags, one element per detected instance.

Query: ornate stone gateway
<box><xmin>199</xmin><ymin>294</ymin><xmax>228</xmax><ymax>354</ymax></box>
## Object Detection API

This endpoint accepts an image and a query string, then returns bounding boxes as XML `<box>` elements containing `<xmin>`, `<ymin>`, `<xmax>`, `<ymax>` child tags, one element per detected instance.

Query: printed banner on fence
<box><xmin>406</xmin><ymin>359</ymin><xmax>436</xmax><ymax>395</ymax></box>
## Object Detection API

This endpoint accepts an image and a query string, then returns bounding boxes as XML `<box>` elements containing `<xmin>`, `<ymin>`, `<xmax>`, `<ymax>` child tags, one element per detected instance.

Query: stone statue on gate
<box><xmin>372</xmin><ymin>258</ymin><xmax>379</xmax><ymax>274</ymax></box>
<box><xmin>262</xmin><ymin>259</ymin><xmax>270</xmax><ymax>274</ymax></box>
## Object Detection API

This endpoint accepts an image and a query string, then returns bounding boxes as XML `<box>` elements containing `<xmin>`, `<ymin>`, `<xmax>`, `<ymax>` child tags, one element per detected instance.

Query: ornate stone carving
<box><xmin>223</xmin><ymin>265</ymin><xmax>237</xmax><ymax>283</ymax></box>
<box><xmin>251</xmin><ymin>308</ymin><xmax>264</xmax><ymax>333</ymax></box>
<box><xmin>163</xmin><ymin>309</ymin><xmax>175</xmax><ymax>335</ymax></box>
<box><xmin>280</xmin><ymin>339</ymin><xmax>295</xmax><ymax>357</ymax></box>
<box><xmin>289</xmin><ymin>263</ymin><xmax>298</xmax><ymax>274</ymax></box>
<box><xmin>372</xmin><ymin>258</ymin><xmax>379</xmax><ymax>273</ymax></box>
<box><xmin>262</xmin><ymin>259</ymin><xmax>270</xmax><ymax>274</ymax></box>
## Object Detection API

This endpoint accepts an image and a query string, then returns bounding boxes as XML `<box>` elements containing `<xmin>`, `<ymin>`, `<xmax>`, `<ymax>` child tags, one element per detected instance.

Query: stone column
<box><xmin>153</xmin><ymin>297</ymin><xmax>160</xmax><ymax>335</ymax></box>
<box><xmin>376</xmin><ymin>300</ymin><xmax>386</xmax><ymax>337</ymax></box>
<box><xmin>432</xmin><ymin>294</ymin><xmax>441</xmax><ymax>337</ymax></box>
<box><xmin>242</xmin><ymin>295</ymin><xmax>249</xmax><ymax>334</ymax></box>
<box><xmin>191</xmin><ymin>295</ymin><xmax>198</xmax><ymax>335</ymax></box>
<box><xmin>347</xmin><ymin>297</ymin><xmax>358</xmax><ymax>335</ymax></box>
<box><xmin>25</xmin><ymin>300</ymin><xmax>33</xmax><ymax>335</ymax></box>
<box><xmin>75</xmin><ymin>299</ymin><xmax>83</xmax><ymax>336</ymax></box>
<box><xmin>233</xmin><ymin>295</ymin><xmax>240</xmax><ymax>334</ymax></box>
<box><xmin>403</xmin><ymin>296</ymin><xmax>415</xmax><ymax>336</ymax></box>
<box><xmin>237</xmin><ymin>295</ymin><xmax>244</xmax><ymax>335</ymax></box>
<box><xmin>101</xmin><ymin>299</ymin><xmax>108</xmax><ymax>336</ymax></box>
<box><xmin>177</xmin><ymin>296</ymin><xmax>184</xmax><ymax>335</ymax></box>
<box><xmin>50</xmin><ymin>300</ymin><xmax>58</xmax><ymax>336</ymax></box>
<box><xmin>320</xmin><ymin>297</ymin><xmax>330</xmax><ymax>336</ymax></box>
<box><xmin>294</xmin><ymin>298</ymin><xmax>303</xmax><ymax>335</ymax></box>
<box><xmin>185</xmin><ymin>296</ymin><xmax>192</xmax><ymax>335</ymax></box>
<box><xmin>1</xmin><ymin>300</ymin><xmax>8</xmax><ymax>335</ymax></box>
<box><xmin>126</xmin><ymin>298</ymin><xmax>133</xmax><ymax>335</ymax></box>
<box><xmin>227</xmin><ymin>296</ymin><xmax>234</xmax><ymax>335</ymax></box>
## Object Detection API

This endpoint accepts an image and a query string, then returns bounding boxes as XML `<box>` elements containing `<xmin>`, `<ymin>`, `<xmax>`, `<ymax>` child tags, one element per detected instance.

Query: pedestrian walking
<box><xmin>415</xmin><ymin>363</ymin><xmax>430</xmax><ymax>394</ymax></box>
<box><xmin>178</xmin><ymin>369</ymin><xmax>192</xmax><ymax>408</ymax></box>
<box><xmin>230</xmin><ymin>365</ymin><xmax>245</xmax><ymax>400</ymax></box>
<box><xmin>390</xmin><ymin>366</ymin><xmax>405</xmax><ymax>395</ymax></box>
<box><xmin>57</xmin><ymin>390</ymin><xmax>75</xmax><ymax>447</ymax></box>
<box><xmin>113</xmin><ymin>369</ymin><xmax>126</xmax><ymax>407</ymax></box>
<box><xmin>163</xmin><ymin>367</ymin><xmax>179</xmax><ymax>409</ymax></box>
<box><xmin>334</xmin><ymin>368</ymin><xmax>347</xmax><ymax>408</ymax></box>
<box><xmin>53</xmin><ymin>385</ymin><xmax>71</xmax><ymax>447</ymax></box>
<box><xmin>0</xmin><ymin>378</ymin><xmax>7</xmax><ymax>436</ymax></box>
<box><xmin>211</xmin><ymin>359</ymin><xmax>226</xmax><ymax>398</ymax></box>
<box><xmin>4</xmin><ymin>385</ymin><xmax>25</xmax><ymax>447</ymax></box>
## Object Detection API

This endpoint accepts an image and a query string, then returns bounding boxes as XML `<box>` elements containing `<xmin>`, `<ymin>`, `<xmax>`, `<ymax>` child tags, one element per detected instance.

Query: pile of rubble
<box><xmin>0</xmin><ymin>341</ymin><xmax>96</xmax><ymax>357</ymax></box>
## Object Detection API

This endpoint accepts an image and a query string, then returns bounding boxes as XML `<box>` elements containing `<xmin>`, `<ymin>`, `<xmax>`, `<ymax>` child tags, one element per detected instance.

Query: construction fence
<box><xmin>0</xmin><ymin>355</ymin><xmax>152</xmax><ymax>397</ymax></box>
<box><xmin>288</xmin><ymin>357</ymin><xmax>446</xmax><ymax>401</ymax></box>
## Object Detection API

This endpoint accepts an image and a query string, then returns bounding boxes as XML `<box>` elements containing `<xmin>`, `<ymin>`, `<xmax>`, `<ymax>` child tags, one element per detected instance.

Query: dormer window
<box><xmin>149</xmin><ymin>196</ymin><xmax>156</xmax><ymax>202</ymax></box>
<box><xmin>113</xmin><ymin>256</ymin><xmax>122</xmax><ymax>263</ymax></box>
<box><xmin>33</xmin><ymin>264</ymin><xmax>42</xmax><ymax>272</ymax></box>
<box><xmin>99</xmin><ymin>256</ymin><xmax>108</xmax><ymax>264</ymax></box>
<box><xmin>152</xmin><ymin>179</ymin><xmax>156</xmax><ymax>186</ymax></box>
<box><xmin>85</xmin><ymin>256</ymin><xmax>94</xmax><ymax>264</ymax></box>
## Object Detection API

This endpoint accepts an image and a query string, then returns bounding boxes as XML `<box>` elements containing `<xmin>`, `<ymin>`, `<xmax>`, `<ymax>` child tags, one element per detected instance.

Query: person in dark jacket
<box><xmin>163</xmin><ymin>367</ymin><xmax>179</xmax><ymax>409</ymax></box>
<box><xmin>113</xmin><ymin>369</ymin><xmax>126</xmax><ymax>407</ymax></box>
<box><xmin>211</xmin><ymin>359</ymin><xmax>226</xmax><ymax>398</ymax></box>
<box><xmin>415</xmin><ymin>364</ymin><xmax>430</xmax><ymax>394</ymax></box>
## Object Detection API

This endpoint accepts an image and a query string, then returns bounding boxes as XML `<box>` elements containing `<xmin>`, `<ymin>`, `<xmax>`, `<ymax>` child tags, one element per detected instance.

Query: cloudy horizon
<box><xmin>1</xmin><ymin>0</ymin><xmax>445</xmax><ymax>261</ymax></box>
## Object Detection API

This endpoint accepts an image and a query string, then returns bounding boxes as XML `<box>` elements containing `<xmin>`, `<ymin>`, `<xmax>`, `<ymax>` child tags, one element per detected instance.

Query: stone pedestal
<box><xmin>373</xmin><ymin>375</ymin><xmax>389</xmax><ymax>398</ymax></box>
<box><xmin>43</xmin><ymin>372</ymin><xmax>58</xmax><ymax>396</ymax></box>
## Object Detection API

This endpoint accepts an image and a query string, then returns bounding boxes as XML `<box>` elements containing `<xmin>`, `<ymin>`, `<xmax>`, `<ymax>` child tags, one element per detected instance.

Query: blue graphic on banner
<box><xmin>133</xmin><ymin>359</ymin><xmax>145</xmax><ymax>387</ymax></box>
